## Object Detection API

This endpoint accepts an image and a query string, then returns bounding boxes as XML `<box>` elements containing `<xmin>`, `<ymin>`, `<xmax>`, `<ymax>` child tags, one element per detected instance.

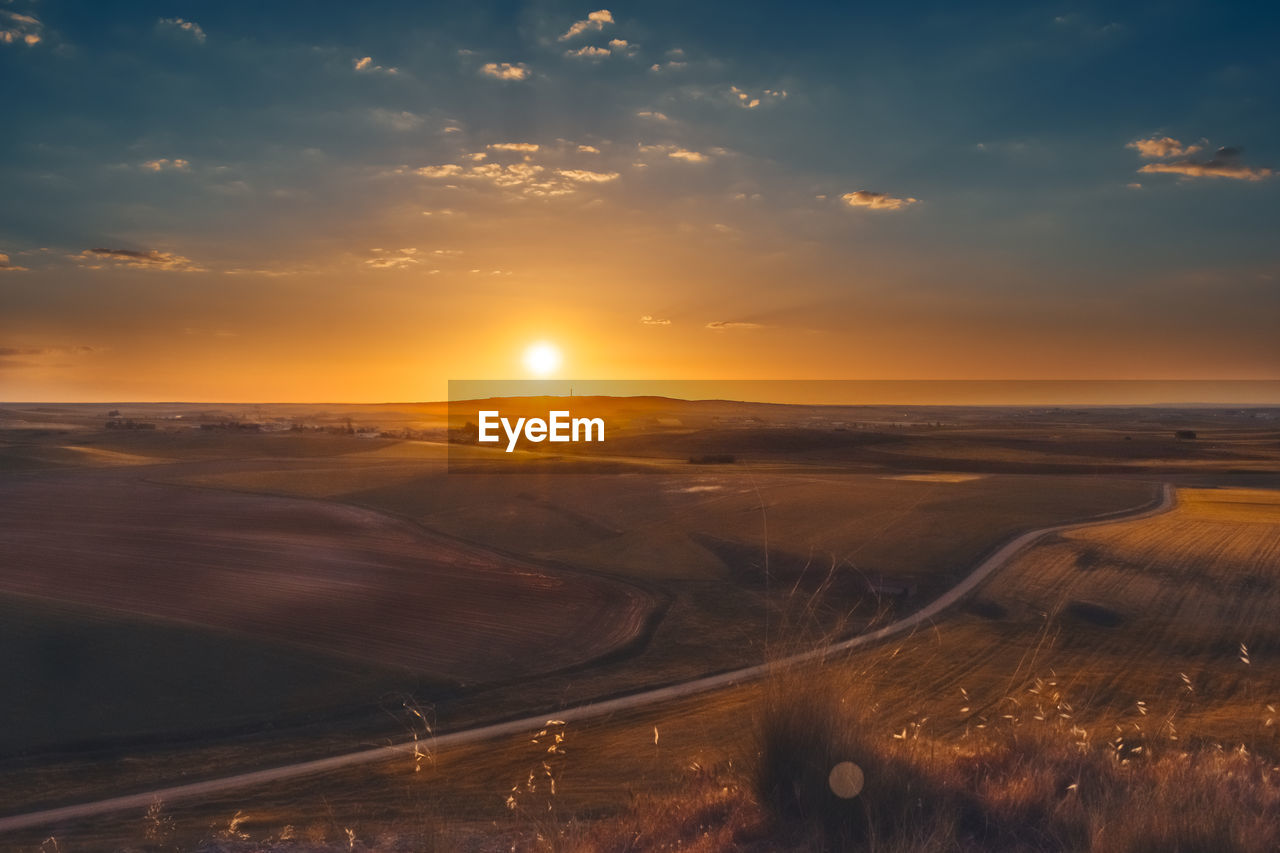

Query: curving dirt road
<box><xmin>0</xmin><ymin>483</ymin><xmax>1175</xmax><ymax>835</ymax></box>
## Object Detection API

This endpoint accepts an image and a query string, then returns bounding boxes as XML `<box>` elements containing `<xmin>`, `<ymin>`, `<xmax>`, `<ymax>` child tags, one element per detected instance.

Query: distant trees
<box><xmin>106</xmin><ymin>419</ymin><xmax>155</xmax><ymax>430</ymax></box>
<box><xmin>450</xmin><ymin>420</ymin><xmax>480</xmax><ymax>444</ymax></box>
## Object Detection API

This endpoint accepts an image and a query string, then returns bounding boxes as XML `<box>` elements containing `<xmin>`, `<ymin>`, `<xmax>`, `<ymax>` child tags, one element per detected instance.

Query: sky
<box><xmin>1</xmin><ymin>0</ymin><xmax>1277</xmax><ymax>402</ymax></box>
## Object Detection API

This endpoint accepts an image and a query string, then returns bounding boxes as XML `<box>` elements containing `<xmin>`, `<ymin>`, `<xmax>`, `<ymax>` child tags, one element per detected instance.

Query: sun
<box><xmin>522</xmin><ymin>341</ymin><xmax>562</xmax><ymax>377</ymax></box>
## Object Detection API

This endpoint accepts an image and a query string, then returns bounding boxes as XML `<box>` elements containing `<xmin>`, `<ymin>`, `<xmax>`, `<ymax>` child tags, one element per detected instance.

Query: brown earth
<box><xmin>0</xmin><ymin>471</ymin><xmax>658</xmax><ymax>685</ymax></box>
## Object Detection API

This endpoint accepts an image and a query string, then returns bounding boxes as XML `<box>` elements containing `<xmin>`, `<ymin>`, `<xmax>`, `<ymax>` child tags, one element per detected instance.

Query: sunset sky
<box><xmin>1</xmin><ymin>1</ymin><xmax>1277</xmax><ymax>401</ymax></box>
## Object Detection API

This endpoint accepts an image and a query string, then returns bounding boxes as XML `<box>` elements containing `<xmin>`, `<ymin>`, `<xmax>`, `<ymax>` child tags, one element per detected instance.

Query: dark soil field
<box><xmin>0</xmin><ymin>468</ymin><xmax>658</xmax><ymax>757</ymax></box>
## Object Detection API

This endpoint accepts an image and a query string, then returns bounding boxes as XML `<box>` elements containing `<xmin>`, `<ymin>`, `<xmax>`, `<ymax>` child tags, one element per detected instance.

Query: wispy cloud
<box><xmin>842</xmin><ymin>190</ymin><xmax>918</xmax><ymax>211</ymax></box>
<box><xmin>668</xmin><ymin>149</ymin><xmax>707</xmax><ymax>163</ymax></box>
<box><xmin>559</xmin><ymin>10</ymin><xmax>614</xmax><ymax>41</ymax></box>
<box><xmin>556</xmin><ymin>169</ymin><xmax>619</xmax><ymax>182</ymax></box>
<box><xmin>0</xmin><ymin>345</ymin><xmax>96</xmax><ymax>370</ymax></box>
<box><xmin>354</xmin><ymin>56</ymin><xmax>397</xmax><ymax>74</ymax></box>
<box><xmin>1127</xmin><ymin>136</ymin><xmax>1202</xmax><ymax>159</ymax></box>
<box><xmin>1</xmin><ymin>10</ymin><xmax>43</xmax><ymax>46</ymax></box>
<box><xmin>370</xmin><ymin>109</ymin><xmax>424</xmax><ymax>131</ymax></box>
<box><xmin>364</xmin><ymin>248</ymin><xmax>423</xmax><ymax>270</ymax></box>
<box><xmin>640</xmin><ymin>315</ymin><xmax>671</xmax><ymax>325</ymax></box>
<box><xmin>488</xmin><ymin>142</ymin><xmax>540</xmax><ymax>152</ymax></box>
<box><xmin>0</xmin><ymin>252</ymin><xmax>30</xmax><ymax>272</ymax></box>
<box><xmin>565</xmin><ymin>45</ymin><xmax>610</xmax><ymax>59</ymax></box>
<box><xmin>0</xmin><ymin>345</ymin><xmax>95</xmax><ymax>355</ymax></box>
<box><xmin>74</xmin><ymin>248</ymin><xmax>205</xmax><ymax>272</ymax></box>
<box><xmin>158</xmin><ymin>17</ymin><xmax>206</xmax><ymax>43</ymax></box>
<box><xmin>1135</xmin><ymin>145</ymin><xmax>1273</xmax><ymax>182</ymax></box>
<box><xmin>479</xmin><ymin>61</ymin><xmax>529</xmax><ymax>80</ymax></box>
<box><xmin>705</xmin><ymin>320</ymin><xmax>762</xmax><ymax>330</ymax></box>
<box><xmin>412</xmin><ymin>158</ymin><xmax>617</xmax><ymax>198</ymax></box>
<box><xmin>635</xmin><ymin>144</ymin><xmax>724</xmax><ymax>164</ymax></box>
<box><xmin>141</xmin><ymin>158</ymin><xmax>190</xmax><ymax>172</ymax></box>
<box><xmin>1052</xmin><ymin>13</ymin><xmax>1123</xmax><ymax>39</ymax></box>
<box><xmin>414</xmin><ymin>164</ymin><xmax>464</xmax><ymax>178</ymax></box>
<box><xmin>729</xmin><ymin>85</ymin><xmax>787</xmax><ymax>109</ymax></box>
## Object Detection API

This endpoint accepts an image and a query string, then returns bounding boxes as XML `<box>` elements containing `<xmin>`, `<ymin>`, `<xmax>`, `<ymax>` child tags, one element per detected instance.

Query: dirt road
<box><xmin>0</xmin><ymin>483</ymin><xmax>1174</xmax><ymax>835</ymax></box>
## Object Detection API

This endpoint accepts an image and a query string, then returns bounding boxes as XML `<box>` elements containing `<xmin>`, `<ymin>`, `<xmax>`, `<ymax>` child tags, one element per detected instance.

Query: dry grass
<box><xmin>571</xmin><ymin>673</ymin><xmax>1280</xmax><ymax>853</ymax></box>
<box><xmin>81</xmin><ymin>671</ymin><xmax>1279</xmax><ymax>853</ymax></box>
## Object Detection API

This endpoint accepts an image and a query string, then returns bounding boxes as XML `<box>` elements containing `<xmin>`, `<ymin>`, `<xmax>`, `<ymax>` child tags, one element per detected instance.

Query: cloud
<box><xmin>479</xmin><ymin>62</ymin><xmax>529</xmax><ymax>80</ymax></box>
<box><xmin>635</xmin><ymin>144</ymin><xmax>723</xmax><ymax>164</ymax></box>
<box><xmin>74</xmin><ymin>248</ymin><xmax>205</xmax><ymax>272</ymax></box>
<box><xmin>578</xmin><ymin>145</ymin><xmax>600</xmax><ymax>154</ymax></box>
<box><xmin>565</xmin><ymin>45</ymin><xmax>610</xmax><ymax>59</ymax></box>
<box><xmin>729</xmin><ymin>85</ymin><xmax>788</xmax><ymax>109</ymax></box>
<box><xmin>413</xmin><ymin>159</ymin><xmax>616</xmax><ymax>198</ymax></box>
<box><xmin>1136</xmin><ymin>147</ymin><xmax>1273</xmax><ymax>182</ymax></box>
<box><xmin>414</xmin><ymin>164</ymin><xmax>464</xmax><ymax>177</ymax></box>
<box><xmin>667</xmin><ymin>148</ymin><xmax>708</xmax><ymax>163</ymax></box>
<box><xmin>0</xmin><ymin>345</ymin><xmax>95</xmax><ymax>356</ymax></box>
<box><xmin>559</xmin><ymin>10</ymin><xmax>614</xmax><ymax>41</ymax></box>
<box><xmin>469</xmin><ymin>161</ymin><xmax>546</xmax><ymax>187</ymax></box>
<box><xmin>141</xmin><ymin>158</ymin><xmax>190</xmax><ymax>172</ymax></box>
<box><xmin>705</xmin><ymin>320</ymin><xmax>762</xmax><ymax>330</ymax></box>
<box><xmin>563</xmin><ymin>36</ymin><xmax>633</xmax><ymax>58</ymax></box>
<box><xmin>222</xmin><ymin>266</ymin><xmax>310</xmax><ymax>278</ymax></box>
<box><xmin>1</xmin><ymin>10</ymin><xmax>43</xmax><ymax>46</ymax></box>
<box><xmin>842</xmin><ymin>190</ymin><xmax>918</xmax><ymax>211</ymax></box>
<box><xmin>1127</xmin><ymin>136</ymin><xmax>1202</xmax><ymax>159</ymax></box>
<box><xmin>636</xmin><ymin>110</ymin><xmax>669</xmax><ymax>121</ymax></box>
<box><xmin>0</xmin><ymin>252</ymin><xmax>29</xmax><ymax>272</ymax></box>
<box><xmin>158</xmin><ymin>17</ymin><xmax>205</xmax><ymax>43</ymax></box>
<box><xmin>488</xmin><ymin>142</ymin><xmax>540</xmax><ymax>152</ymax></box>
<box><xmin>556</xmin><ymin>169</ymin><xmax>620</xmax><ymax>182</ymax></box>
<box><xmin>354</xmin><ymin>56</ymin><xmax>397</xmax><ymax>75</ymax></box>
<box><xmin>640</xmin><ymin>315</ymin><xmax>670</xmax><ymax>325</ymax></box>
<box><xmin>365</xmin><ymin>248</ymin><xmax>422</xmax><ymax>270</ymax></box>
<box><xmin>0</xmin><ymin>345</ymin><xmax>95</xmax><ymax>370</ymax></box>
<box><xmin>1052</xmin><ymin>13</ymin><xmax>1123</xmax><ymax>37</ymax></box>
<box><xmin>370</xmin><ymin>109</ymin><xmax>424</xmax><ymax>131</ymax></box>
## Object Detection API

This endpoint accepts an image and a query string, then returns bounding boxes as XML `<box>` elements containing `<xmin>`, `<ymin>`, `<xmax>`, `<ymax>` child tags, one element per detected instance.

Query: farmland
<box><xmin>18</xmin><ymin>482</ymin><xmax>1268</xmax><ymax>851</ymax></box>
<box><xmin>0</xmin><ymin>401</ymin><xmax>1277</xmax><ymax>849</ymax></box>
